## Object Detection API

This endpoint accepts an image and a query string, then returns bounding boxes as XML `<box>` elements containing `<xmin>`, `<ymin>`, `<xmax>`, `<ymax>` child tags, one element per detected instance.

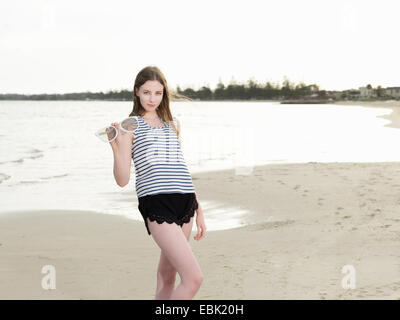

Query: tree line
<box><xmin>0</xmin><ymin>77</ymin><xmax>326</xmax><ymax>101</ymax></box>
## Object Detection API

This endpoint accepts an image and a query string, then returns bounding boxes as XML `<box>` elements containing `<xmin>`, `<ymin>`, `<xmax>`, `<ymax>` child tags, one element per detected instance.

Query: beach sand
<box><xmin>1</xmin><ymin>100</ymin><xmax>400</xmax><ymax>300</ymax></box>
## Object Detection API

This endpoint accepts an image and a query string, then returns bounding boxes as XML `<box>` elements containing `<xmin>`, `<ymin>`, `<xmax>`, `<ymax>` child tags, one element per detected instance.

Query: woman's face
<box><xmin>135</xmin><ymin>80</ymin><xmax>164</xmax><ymax>113</ymax></box>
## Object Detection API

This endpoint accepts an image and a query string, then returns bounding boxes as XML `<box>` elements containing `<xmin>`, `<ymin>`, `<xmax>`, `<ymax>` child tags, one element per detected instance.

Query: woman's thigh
<box><xmin>157</xmin><ymin>217</ymin><xmax>195</xmax><ymax>275</ymax></box>
<box><xmin>147</xmin><ymin>217</ymin><xmax>201</xmax><ymax>280</ymax></box>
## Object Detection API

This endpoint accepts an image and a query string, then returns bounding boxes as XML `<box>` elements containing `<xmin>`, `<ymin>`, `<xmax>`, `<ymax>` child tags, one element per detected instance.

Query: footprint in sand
<box><xmin>293</xmin><ymin>185</ymin><xmax>301</xmax><ymax>190</ymax></box>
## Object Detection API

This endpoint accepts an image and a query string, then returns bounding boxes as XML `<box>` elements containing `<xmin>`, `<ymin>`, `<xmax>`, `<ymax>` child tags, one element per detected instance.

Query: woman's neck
<box><xmin>143</xmin><ymin>111</ymin><xmax>158</xmax><ymax>119</ymax></box>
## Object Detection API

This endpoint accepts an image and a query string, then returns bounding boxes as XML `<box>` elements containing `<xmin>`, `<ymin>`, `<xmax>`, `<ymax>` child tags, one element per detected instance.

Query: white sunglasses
<box><xmin>95</xmin><ymin>116</ymin><xmax>179</xmax><ymax>143</ymax></box>
<box><xmin>94</xmin><ymin>116</ymin><xmax>140</xmax><ymax>143</ymax></box>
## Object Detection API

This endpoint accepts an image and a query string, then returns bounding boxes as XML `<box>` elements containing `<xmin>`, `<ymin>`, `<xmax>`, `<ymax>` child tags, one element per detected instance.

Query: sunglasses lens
<box><xmin>96</xmin><ymin>126</ymin><xmax>117</xmax><ymax>142</ymax></box>
<box><xmin>121</xmin><ymin>117</ymin><xmax>139</xmax><ymax>132</ymax></box>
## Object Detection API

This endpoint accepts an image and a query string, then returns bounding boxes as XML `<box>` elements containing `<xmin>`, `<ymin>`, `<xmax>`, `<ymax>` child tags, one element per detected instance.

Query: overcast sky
<box><xmin>1</xmin><ymin>0</ymin><xmax>399</xmax><ymax>94</ymax></box>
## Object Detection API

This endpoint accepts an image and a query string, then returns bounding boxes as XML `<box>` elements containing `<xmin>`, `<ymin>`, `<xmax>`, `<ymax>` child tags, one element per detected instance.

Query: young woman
<box><xmin>109</xmin><ymin>65</ymin><xmax>206</xmax><ymax>300</ymax></box>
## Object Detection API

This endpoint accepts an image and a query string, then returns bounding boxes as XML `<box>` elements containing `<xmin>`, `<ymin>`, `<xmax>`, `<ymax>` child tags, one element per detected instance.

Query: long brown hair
<box><xmin>129</xmin><ymin>65</ymin><xmax>191</xmax><ymax>141</ymax></box>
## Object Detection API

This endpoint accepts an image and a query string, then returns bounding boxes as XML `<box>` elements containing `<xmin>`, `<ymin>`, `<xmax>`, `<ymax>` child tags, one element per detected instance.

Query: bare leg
<box><xmin>148</xmin><ymin>217</ymin><xmax>203</xmax><ymax>300</ymax></box>
<box><xmin>154</xmin><ymin>217</ymin><xmax>194</xmax><ymax>300</ymax></box>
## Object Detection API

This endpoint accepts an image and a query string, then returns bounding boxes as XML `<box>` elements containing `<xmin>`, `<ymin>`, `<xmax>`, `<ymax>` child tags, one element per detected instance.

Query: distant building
<box><xmin>332</xmin><ymin>91</ymin><xmax>343</xmax><ymax>100</ymax></box>
<box><xmin>359</xmin><ymin>87</ymin><xmax>377</xmax><ymax>98</ymax></box>
<box><xmin>384</xmin><ymin>87</ymin><xmax>400</xmax><ymax>98</ymax></box>
<box><xmin>343</xmin><ymin>89</ymin><xmax>361</xmax><ymax>99</ymax></box>
<box><xmin>324</xmin><ymin>90</ymin><xmax>342</xmax><ymax>100</ymax></box>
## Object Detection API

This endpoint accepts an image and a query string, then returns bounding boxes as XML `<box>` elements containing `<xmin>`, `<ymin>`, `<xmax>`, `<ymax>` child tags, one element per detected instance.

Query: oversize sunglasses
<box><xmin>94</xmin><ymin>116</ymin><xmax>179</xmax><ymax>143</ymax></box>
<box><xmin>94</xmin><ymin>116</ymin><xmax>140</xmax><ymax>143</ymax></box>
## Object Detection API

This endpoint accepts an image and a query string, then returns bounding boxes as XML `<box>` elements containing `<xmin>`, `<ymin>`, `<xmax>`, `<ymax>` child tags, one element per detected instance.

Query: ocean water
<box><xmin>0</xmin><ymin>100</ymin><xmax>399</xmax><ymax>231</ymax></box>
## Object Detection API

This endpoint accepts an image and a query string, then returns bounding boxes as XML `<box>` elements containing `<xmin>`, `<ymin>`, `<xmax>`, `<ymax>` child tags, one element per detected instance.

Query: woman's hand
<box><xmin>109</xmin><ymin>122</ymin><xmax>133</xmax><ymax>187</ymax></box>
<box><xmin>109</xmin><ymin>122</ymin><xmax>132</xmax><ymax>154</ymax></box>
<box><xmin>194</xmin><ymin>204</ymin><xmax>206</xmax><ymax>241</ymax></box>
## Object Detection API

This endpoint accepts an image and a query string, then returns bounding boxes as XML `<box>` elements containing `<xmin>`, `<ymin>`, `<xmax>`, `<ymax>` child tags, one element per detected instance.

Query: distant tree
<box><xmin>214</xmin><ymin>78</ymin><xmax>225</xmax><ymax>100</ymax></box>
<box><xmin>246</xmin><ymin>77</ymin><xmax>260</xmax><ymax>99</ymax></box>
<box><xmin>281</xmin><ymin>76</ymin><xmax>295</xmax><ymax>98</ymax></box>
<box><xmin>376</xmin><ymin>85</ymin><xmax>383</xmax><ymax>97</ymax></box>
<box><xmin>197</xmin><ymin>86</ymin><xmax>213</xmax><ymax>100</ymax></box>
<box><xmin>181</xmin><ymin>87</ymin><xmax>196</xmax><ymax>99</ymax></box>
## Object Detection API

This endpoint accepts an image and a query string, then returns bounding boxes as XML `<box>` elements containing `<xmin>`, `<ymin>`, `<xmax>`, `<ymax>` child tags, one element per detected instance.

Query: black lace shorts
<box><xmin>138</xmin><ymin>192</ymin><xmax>198</xmax><ymax>236</ymax></box>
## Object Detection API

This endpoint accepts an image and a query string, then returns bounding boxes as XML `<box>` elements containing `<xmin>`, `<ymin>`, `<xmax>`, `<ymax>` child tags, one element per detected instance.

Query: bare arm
<box><xmin>109</xmin><ymin>122</ymin><xmax>133</xmax><ymax>187</ymax></box>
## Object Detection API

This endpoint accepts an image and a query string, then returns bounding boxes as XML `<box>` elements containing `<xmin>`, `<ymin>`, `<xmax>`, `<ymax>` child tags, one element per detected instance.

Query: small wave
<box><xmin>27</xmin><ymin>153</ymin><xmax>44</xmax><ymax>160</ymax></box>
<box><xmin>1</xmin><ymin>149</ymin><xmax>44</xmax><ymax>165</ymax></box>
<box><xmin>19</xmin><ymin>180</ymin><xmax>41</xmax><ymax>184</ymax></box>
<box><xmin>29</xmin><ymin>148</ymin><xmax>42</xmax><ymax>153</ymax></box>
<box><xmin>0</xmin><ymin>158</ymin><xmax>24</xmax><ymax>164</ymax></box>
<box><xmin>13</xmin><ymin>173</ymin><xmax>69</xmax><ymax>185</ymax></box>
<box><xmin>11</xmin><ymin>158</ymin><xmax>24</xmax><ymax>163</ymax></box>
<box><xmin>27</xmin><ymin>148</ymin><xmax>44</xmax><ymax>160</ymax></box>
<box><xmin>40</xmin><ymin>173</ymin><xmax>69</xmax><ymax>180</ymax></box>
<box><xmin>0</xmin><ymin>173</ymin><xmax>11</xmax><ymax>184</ymax></box>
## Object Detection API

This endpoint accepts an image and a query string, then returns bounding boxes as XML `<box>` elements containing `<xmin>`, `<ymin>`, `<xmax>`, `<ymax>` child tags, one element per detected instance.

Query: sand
<box><xmin>1</xmin><ymin>100</ymin><xmax>400</xmax><ymax>300</ymax></box>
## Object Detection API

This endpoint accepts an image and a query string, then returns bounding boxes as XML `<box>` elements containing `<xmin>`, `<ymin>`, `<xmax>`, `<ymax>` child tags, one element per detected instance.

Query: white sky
<box><xmin>1</xmin><ymin>0</ymin><xmax>399</xmax><ymax>94</ymax></box>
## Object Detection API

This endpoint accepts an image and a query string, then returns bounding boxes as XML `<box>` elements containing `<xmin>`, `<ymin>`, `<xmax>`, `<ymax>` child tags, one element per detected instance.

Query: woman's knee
<box><xmin>195</xmin><ymin>271</ymin><xmax>204</xmax><ymax>287</ymax></box>
<box><xmin>183</xmin><ymin>270</ymin><xmax>203</xmax><ymax>289</ymax></box>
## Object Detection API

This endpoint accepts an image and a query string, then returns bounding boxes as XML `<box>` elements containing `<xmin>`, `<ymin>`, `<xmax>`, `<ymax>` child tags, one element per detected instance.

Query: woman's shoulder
<box><xmin>171</xmin><ymin>115</ymin><xmax>180</xmax><ymax>127</ymax></box>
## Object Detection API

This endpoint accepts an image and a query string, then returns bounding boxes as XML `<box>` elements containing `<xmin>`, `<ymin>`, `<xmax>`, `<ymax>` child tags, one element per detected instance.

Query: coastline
<box><xmin>1</xmin><ymin>100</ymin><xmax>400</xmax><ymax>299</ymax></box>
<box><xmin>330</xmin><ymin>100</ymin><xmax>400</xmax><ymax>129</ymax></box>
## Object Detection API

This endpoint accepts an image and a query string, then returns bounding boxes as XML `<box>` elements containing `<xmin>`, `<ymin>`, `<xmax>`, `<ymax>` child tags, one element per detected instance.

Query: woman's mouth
<box><xmin>148</xmin><ymin>104</ymin><xmax>155</xmax><ymax>107</ymax></box>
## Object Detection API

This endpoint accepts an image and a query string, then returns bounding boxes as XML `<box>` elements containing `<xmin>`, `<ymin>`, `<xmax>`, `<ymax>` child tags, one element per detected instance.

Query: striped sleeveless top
<box><xmin>131</xmin><ymin>115</ymin><xmax>196</xmax><ymax>198</ymax></box>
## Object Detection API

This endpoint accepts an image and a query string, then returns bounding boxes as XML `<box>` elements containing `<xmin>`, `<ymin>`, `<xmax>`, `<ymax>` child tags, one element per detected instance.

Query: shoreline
<box><xmin>1</xmin><ymin>100</ymin><xmax>400</xmax><ymax>299</ymax></box>
<box><xmin>329</xmin><ymin>100</ymin><xmax>400</xmax><ymax>130</ymax></box>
